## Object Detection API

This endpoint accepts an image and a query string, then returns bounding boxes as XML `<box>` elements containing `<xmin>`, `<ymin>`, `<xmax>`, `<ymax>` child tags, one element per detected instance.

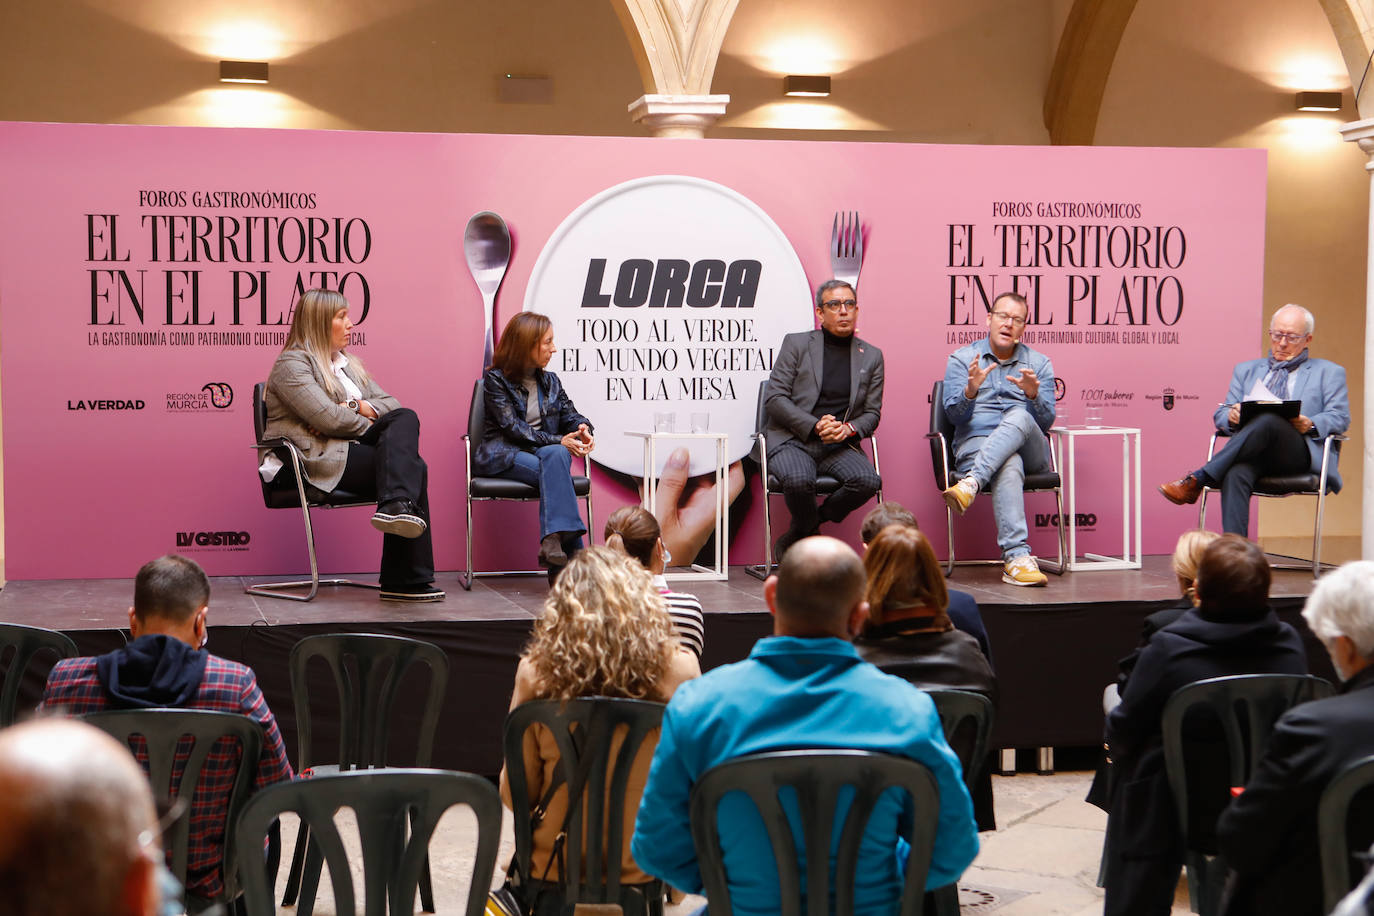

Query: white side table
<box><xmin>1047</xmin><ymin>425</ymin><xmax>1143</xmax><ymax>571</ymax></box>
<box><xmin>625</xmin><ymin>431</ymin><xmax>729</xmax><ymax>581</ymax></box>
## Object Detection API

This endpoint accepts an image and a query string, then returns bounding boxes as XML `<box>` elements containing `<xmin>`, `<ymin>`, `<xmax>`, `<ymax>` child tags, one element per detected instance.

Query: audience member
<box><xmin>604</xmin><ymin>505</ymin><xmax>705</xmax><ymax>657</ymax></box>
<box><xmin>631</xmin><ymin>536</ymin><xmax>977</xmax><ymax>915</ymax></box>
<box><xmin>1099</xmin><ymin>535</ymin><xmax>1307</xmax><ymax>916</ymax></box>
<box><xmin>0</xmin><ymin>717</ymin><xmax>163</xmax><ymax>916</ymax></box>
<box><xmin>40</xmin><ymin>554</ymin><xmax>294</xmax><ymax>901</ymax></box>
<box><xmin>500</xmin><ymin>546</ymin><xmax>699</xmax><ymax>912</ymax></box>
<box><xmin>1216</xmin><ymin>560</ymin><xmax>1374</xmax><ymax>916</ymax></box>
<box><xmin>860</xmin><ymin>500</ymin><xmax>992</xmax><ymax>662</ymax></box>
<box><xmin>854</xmin><ymin>523</ymin><xmax>998</xmax><ymax>831</ymax></box>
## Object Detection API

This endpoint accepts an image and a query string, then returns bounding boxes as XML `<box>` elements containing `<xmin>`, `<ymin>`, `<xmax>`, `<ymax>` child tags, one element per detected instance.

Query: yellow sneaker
<box><xmin>1003</xmin><ymin>555</ymin><xmax>1048</xmax><ymax>587</ymax></box>
<box><xmin>942</xmin><ymin>477</ymin><xmax>978</xmax><ymax>515</ymax></box>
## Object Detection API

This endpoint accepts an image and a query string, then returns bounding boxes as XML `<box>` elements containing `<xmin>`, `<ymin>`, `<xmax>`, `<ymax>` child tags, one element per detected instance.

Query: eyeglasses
<box><xmin>820</xmin><ymin>299</ymin><xmax>857</xmax><ymax>312</ymax></box>
<box><xmin>990</xmin><ymin>311</ymin><xmax>1027</xmax><ymax>327</ymax></box>
<box><xmin>1269</xmin><ymin>330</ymin><xmax>1308</xmax><ymax>344</ymax></box>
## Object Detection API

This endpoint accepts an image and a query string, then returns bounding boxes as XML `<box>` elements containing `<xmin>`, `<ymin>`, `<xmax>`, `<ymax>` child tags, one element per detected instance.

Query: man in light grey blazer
<box><xmin>764</xmin><ymin>279</ymin><xmax>883</xmax><ymax>559</ymax></box>
<box><xmin>1160</xmin><ymin>303</ymin><xmax>1350</xmax><ymax>536</ymax></box>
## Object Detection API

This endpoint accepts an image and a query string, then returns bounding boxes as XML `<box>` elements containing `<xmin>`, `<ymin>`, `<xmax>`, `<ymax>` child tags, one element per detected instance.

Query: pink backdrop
<box><xmin>0</xmin><ymin>122</ymin><xmax>1265</xmax><ymax>580</ymax></box>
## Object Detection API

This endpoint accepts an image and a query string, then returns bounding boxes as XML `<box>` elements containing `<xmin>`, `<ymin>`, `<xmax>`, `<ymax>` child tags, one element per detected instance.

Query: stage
<box><xmin>1</xmin><ymin>557</ymin><xmax>1334</xmax><ymax>778</ymax></box>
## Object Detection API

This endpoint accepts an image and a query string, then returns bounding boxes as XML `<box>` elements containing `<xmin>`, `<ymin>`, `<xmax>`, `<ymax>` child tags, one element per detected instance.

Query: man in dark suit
<box><xmin>1159</xmin><ymin>303</ymin><xmax>1349</xmax><ymax>536</ymax></box>
<box><xmin>1217</xmin><ymin>560</ymin><xmax>1374</xmax><ymax>916</ymax></box>
<box><xmin>764</xmin><ymin>279</ymin><xmax>883</xmax><ymax>559</ymax></box>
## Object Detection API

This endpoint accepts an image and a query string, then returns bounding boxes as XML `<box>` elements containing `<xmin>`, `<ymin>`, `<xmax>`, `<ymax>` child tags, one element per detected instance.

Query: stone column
<box><xmin>609</xmin><ymin>0</ymin><xmax>739</xmax><ymax>137</ymax></box>
<box><xmin>1339</xmin><ymin>117</ymin><xmax>1374</xmax><ymax>558</ymax></box>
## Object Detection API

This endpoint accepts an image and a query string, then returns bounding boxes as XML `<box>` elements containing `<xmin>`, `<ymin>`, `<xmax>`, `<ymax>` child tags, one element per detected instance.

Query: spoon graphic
<box><xmin>462</xmin><ymin>211</ymin><xmax>511</xmax><ymax>367</ymax></box>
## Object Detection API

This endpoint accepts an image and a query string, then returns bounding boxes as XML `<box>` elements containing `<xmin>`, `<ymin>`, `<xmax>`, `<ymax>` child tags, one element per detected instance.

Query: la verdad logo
<box><xmin>67</xmin><ymin>397</ymin><xmax>144</xmax><ymax>410</ymax></box>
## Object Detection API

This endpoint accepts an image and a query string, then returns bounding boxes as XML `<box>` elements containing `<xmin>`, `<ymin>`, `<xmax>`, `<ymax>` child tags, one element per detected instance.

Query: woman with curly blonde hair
<box><xmin>499</xmin><ymin>546</ymin><xmax>698</xmax><ymax>905</ymax></box>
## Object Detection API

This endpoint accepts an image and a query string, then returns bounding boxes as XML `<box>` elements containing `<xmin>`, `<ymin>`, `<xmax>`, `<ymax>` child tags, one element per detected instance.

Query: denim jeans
<box><xmin>498</xmin><ymin>444</ymin><xmax>586</xmax><ymax>543</ymax></box>
<box><xmin>954</xmin><ymin>407</ymin><xmax>1050</xmax><ymax>561</ymax></box>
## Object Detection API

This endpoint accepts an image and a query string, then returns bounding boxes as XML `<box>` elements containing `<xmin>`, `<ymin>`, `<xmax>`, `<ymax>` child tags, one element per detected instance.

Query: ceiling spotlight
<box><xmin>220</xmin><ymin>60</ymin><xmax>269</xmax><ymax>84</ymax></box>
<box><xmin>1295</xmin><ymin>91</ymin><xmax>1341</xmax><ymax>112</ymax></box>
<box><xmin>783</xmin><ymin>75</ymin><xmax>831</xmax><ymax>98</ymax></box>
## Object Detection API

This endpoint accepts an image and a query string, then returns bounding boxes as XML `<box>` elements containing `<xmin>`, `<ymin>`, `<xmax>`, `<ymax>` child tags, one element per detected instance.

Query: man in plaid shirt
<box><xmin>40</xmin><ymin>554</ymin><xmax>294</xmax><ymax>901</ymax></box>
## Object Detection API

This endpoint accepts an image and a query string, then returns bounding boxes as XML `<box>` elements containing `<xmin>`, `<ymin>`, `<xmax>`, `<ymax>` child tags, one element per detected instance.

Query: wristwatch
<box><xmin>346</xmin><ymin>399</ymin><xmax>360</xmax><ymax>413</ymax></box>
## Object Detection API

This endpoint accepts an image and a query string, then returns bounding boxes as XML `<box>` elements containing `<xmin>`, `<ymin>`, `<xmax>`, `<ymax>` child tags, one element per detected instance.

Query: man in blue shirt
<box><xmin>631</xmin><ymin>536</ymin><xmax>978</xmax><ymax>916</ymax></box>
<box><xmin>941</xmin><ymin>291</ymin><xmax>1055</xmax><ymax>587</ymax></box>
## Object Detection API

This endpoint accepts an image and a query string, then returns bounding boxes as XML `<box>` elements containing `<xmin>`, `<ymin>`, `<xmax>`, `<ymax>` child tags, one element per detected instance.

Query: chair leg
<box><xmin>245</xmin><ymin>503</ymin><xmax>381</xmax><ymax>602</ymax></box>
<box><xmin>462</xmin><ymin>491</ymin><xmax>475</xmax><ymax>591</ymax></box>
<box><xmin>945</xmin><ymin>505</ymin><xmax>955</xmax><ymax>578</ymax></box>
<box><xmin>281</xmin><ymin>820</ymin><xmax>309</xmax><ymax>905</ymax></box>
<box><xmin>1198</xmin><ymin>487</ymin><xmax>1210</xmax><ymax>530</ymax></box>
<box><xmin>1038</xmin><ymin>488</ymin><xmax>1067</xmax><ymax>575</ymax></box>
<box><xmin>584</xmin><ymin>488</ymin><xmax>595</xmax><ymax>548</ymax></box>
<box><xmin>297</xmin><ymin>834</ymin><xmax>324</xmax><ymax>916</ymax></box>
<box><xmin>746</xmin><ymin>484</ymin><xmax>775</xmax><ymax>581</ymax></box>
<box><xmin>1312</xmin><ymin>487</ymin><xmax>1327</xmax><ymax>578</ymax></box>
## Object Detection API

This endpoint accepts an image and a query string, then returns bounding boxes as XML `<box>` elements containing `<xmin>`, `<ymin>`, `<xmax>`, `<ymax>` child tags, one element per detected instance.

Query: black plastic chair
<box><xmin>236</xmin><ymin>768</ymin><xmax>501</xmax><ymax>916</ymax></box>
<box><xmin>84</xmin><ymin>708</ymin><xmax>265</xmax><ymax>914</ymax></box>
<box><xmin>1319</xmin><ymin>753</ymin><xmax>1374</xmax><ymax>912</ymax></box>
<box><xmin>1197</xmin><ymin>429</ymin><xmax>1346</xmax><ymax>577</ymax></box>
<box><xmin>748</xmin><ymin>379</ymin><xmax>883</xmax><ymax>579</ymax></box>
<box><xmin>0</xmin><ymin>622</ymin><xmax>77</xmax><ymax>726</ymax></box>
<box><xmin>926</xmin><ymin>689</ymin><xmax>994</xmax><ymax>792</ymax></box>
<box><xmin>1161</xmin><ymin>673</ymin><xmax>1334</xmax><ymax>916</ymax></box>
<box><xmin>461</xmin><ymin>378</ymin><xmax>594</xmax><ymax>590</ymax></box>
<box><xmin>926</xmin><ymin>380</ymin><xmax>1064</xmax><ymax>577</ymax></box>
<box><xmin>503</xmin><ymin>697</ymin><xmax>667</xmax><ymax>916</ymax></box>
<box><xmin>688</xmin><ymin>749</ymin><xmax>939</xmax><ymax>916</ymax></box>
<box><xmin>246</xmin><ymin>381</ymin><xmax>381</xmax><ymax>601</ymax></box>
<box><xmin>283</xmin><ymin>633</ymin><xmax>449</xmax><ymax>914</ymax></box>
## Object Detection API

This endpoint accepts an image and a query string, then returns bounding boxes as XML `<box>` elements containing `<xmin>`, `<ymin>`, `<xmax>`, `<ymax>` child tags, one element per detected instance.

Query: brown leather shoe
<box><xmin>1158</xmin><ymin>475</ymin><xmax>1203</xmax><ymax>505</ymax></box>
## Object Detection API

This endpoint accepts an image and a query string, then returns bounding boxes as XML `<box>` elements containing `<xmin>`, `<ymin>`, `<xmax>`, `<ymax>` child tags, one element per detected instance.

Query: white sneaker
<box><xmin>1003</xmin><ymin>555</ymin><xmax>1048</xmax><ymax>587</ymax></box>
<box><xmin>942</xmin><ymin>477</ymin><xmax>978</xmax><ymax>515</ymax></box>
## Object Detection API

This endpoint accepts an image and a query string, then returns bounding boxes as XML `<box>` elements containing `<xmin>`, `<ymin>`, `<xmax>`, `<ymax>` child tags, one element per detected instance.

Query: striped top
<box><xmin>653</xmin><ymin>574</ymin><xmax>705</xmax><ymax>658</ymax></box>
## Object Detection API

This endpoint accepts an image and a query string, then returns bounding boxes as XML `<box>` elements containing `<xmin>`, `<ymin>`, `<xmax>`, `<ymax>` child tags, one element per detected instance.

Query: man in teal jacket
<box><xmin>631</xmin><ymin>536</ymin><xmax>978</xmax><ymax>916</ymax></box>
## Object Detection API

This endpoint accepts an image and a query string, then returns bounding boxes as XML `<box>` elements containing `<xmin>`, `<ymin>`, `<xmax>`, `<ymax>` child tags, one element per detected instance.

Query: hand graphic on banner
<box><xmin>651</xmin><ymin>447</ymin><xmax>746</xmax><ymax>564</ymax></box>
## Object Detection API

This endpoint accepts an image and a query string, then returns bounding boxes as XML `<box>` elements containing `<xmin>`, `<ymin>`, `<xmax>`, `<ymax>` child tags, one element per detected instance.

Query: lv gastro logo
<box><xmin>176</xmin><ymin>531</ymin><xmax>250</xmax><ymax>547</ymax></box>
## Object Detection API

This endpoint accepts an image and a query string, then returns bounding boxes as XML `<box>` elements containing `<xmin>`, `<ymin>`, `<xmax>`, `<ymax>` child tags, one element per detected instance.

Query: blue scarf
<box><xmin>1262</xmin><ymin>349</ymin><xmax>1309</xmax><ymax>399</ymax></box>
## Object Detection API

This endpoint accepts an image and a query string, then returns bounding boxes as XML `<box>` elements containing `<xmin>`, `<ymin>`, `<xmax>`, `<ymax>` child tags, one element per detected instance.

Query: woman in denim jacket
<box><xmin>474</xmin><ymin>312</ymin><xmax>595</xmax><ymax>568</ymax></box>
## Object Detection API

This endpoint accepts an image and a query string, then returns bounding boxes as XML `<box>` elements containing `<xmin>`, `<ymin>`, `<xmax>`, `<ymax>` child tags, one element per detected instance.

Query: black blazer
<box><xmin>473</xmin><ymin>367</ymin><xmax>593</xmax><ymax>476</ymax></box>
<box><xmin>1217</xmin><ymin>665</ymin><xmax>1374</xmax><ymax>916</ymax></box>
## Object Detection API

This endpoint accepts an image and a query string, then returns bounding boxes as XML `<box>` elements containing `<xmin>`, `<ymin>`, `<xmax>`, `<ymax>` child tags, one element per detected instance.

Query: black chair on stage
<box><xmin>689</xmin><ymin>749</ymin><xmax>940</xmax><ymax>916</ymax></box>
<box><xmin>503</xmin><ymin>697</ymin><xmax>668</xmax><ymax>916</ymax></box>
<box><xmin>84</xmin><ymin>708</ymin><xmax>265</xmax><ymax>915</ymax></box>
<box><xmin>282</xmin><ymin>633</ymin><xmax>449</xmax><ymax>914</ymax></box>
<box><xmin>0</xmin><ymin>622</ymin><xmax>77</xmax><ymax>726</ymax></box>
<box><xmin>1197</xmin><ymin>429</ymin><xmax>1346</xmax><ymax>577</ymax></box>
<box><xmin>461</xmin><ymin>378</ymin><xmax>594</xmax><ymax>590</ymax></box>
<box><xmin>1319</xmin><ymin>754</ymin><xmax>1374</xmax><ymax>913</ymax></box>
<box><xmin>748</xmin><ymin>380</ymin><xmax>883</xmax><ymax>579</ymax></box>
<box><xmin>926</xmin><ymin>380</ymin><xmax>1064</xmax><ymax>577</ymax></box>
<box><xmin>247</xmin><ymin>381</ymin><xmax>380</xmax><ymax>602</ymax></box>
<box><xmin>236</xmin><ymin>768</ymin><xmax>501</xmax><ymax>916</ymax></box>
<box><xmin>1161</xmin><ymin>673</ymin><xmax>1334</xmax><ymax>916</ymax></box>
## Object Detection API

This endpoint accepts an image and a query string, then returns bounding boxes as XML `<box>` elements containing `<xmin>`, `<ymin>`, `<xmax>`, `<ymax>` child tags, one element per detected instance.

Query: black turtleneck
<box><xmin>812</xmin><ymin>330</ymin><xmax>852</xmax><ymax>427</ymax></box>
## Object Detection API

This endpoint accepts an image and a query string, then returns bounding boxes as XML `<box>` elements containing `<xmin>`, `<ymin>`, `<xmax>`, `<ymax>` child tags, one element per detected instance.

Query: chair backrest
<box><xmin>928</xmin><ymin>381</ymin><xmax>955</xmax><ymax>490</ymax></box>
<box><xmin>468</xmin><ymin>378</ymin><xmax>486</xmax><ymax>445</ymax></box>
<box><xmin>750</xmin><ymin>379</ymin><xmax>769</xmax><ymax>463</ymax></box>
<box><xmin>235</xmin><ymin>767</ymin><xmax>501</xmax><ymax>916</ymax></box>
<box><xmin>83</xmin><ymin>708</ymin><xmax>264</xmax><ymax>900</ymax></box>
<box><xmin>926</xmin><ymin>689</ymin><xmax>994</xmax><ymax>790</ymax></box>
<box><xmin>253</xmin><ymin>381</ymin><xmax>269</xmax><ymax>444</ymax></box>
<box><xmin>688</xmin><ymin>749</ymin><xmax>939</xmax><ymax>916</ymax></box>
<box><xmin>1162</xmin><ymin>673</ymin><xmax>1333</xmax><ymax>848</ymax></box>
<box><xmin>1319</xmin><ymin>754</ymin><xmax>1374</xmax><ymax>912</ymax></box>
<box><xmin>503</xmin><ymin>697</ymin><xmax>667</xmax><ymax>911</ymax></box>
<box><xmin>0</xmin><ymin>623</ymin><xmax>77</xmax><ymax>727</ymax></box>
<box><xmin>289</xmin><ymin>633</ymin><xmax>449</xmax><ymax>771</ymax></box>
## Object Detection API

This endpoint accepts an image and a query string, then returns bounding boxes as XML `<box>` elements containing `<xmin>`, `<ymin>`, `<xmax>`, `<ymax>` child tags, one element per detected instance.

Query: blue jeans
<box><xmin>955</xmin><ymin>407</ymin><xmax>1050</xmax><ymax>561</ymax></box>
<box><xmin>498</xmin><ymin>444</ymin><xmax>586</xmax><ymax>543</ymax></box>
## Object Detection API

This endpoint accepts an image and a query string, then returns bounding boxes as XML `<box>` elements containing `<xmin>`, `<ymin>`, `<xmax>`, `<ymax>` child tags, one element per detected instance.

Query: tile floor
<box><xmin>255</xmin><ymin>769</ymin><xmax>1195</xmax><ymax>915</ymax></box>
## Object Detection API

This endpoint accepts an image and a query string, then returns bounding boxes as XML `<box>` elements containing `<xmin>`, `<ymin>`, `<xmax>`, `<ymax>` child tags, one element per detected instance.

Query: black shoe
<box><xmin>538</xmin><ymin>533</ymin><xmax>568</xmax><ymax>568</ymax></box>
<box><xmin>380</xmin><ymin>583</ymin><xmax>445</xmax><ymax>602</ymax></box>
<box><xmin>371</xmin><ymin>500</ymin><xmax>426</xmax><ymax>539</ymax></box>
<box><xmin>772</xmin><ymin>526</ymin><xmax>815</xmax><ymax>564</ymax></box>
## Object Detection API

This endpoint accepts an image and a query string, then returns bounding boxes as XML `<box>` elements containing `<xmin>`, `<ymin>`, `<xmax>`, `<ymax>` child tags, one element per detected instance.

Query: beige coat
<box><xmin>261</xmin><ymin>348</ymin><xmax>400</xmax><ymax>492</ymax></box>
